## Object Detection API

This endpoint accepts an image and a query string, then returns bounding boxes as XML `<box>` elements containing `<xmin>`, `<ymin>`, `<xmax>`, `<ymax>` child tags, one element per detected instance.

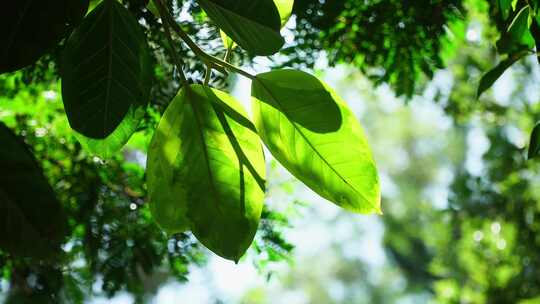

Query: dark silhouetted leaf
<box><xmin>528</xmin><ymin>122</ymin><xmax>540</xmax><ymax>159</ymax></box>
<box><xmin>0</xmin><ymin>123</ymin><xmax>67</xmax><ymax>259</ymax></box>
<box><xmin>199</xmin><ymin>0</ymin><xmax>284</xmax><ymax>55</ymax></box>
<box><xmin>61</xmin><ymin>0</ymin><xmax>152</xmax><ymax>154</ymax></box>
<box><xmin>251</xmin><ymin>69</ymin><xmax>381</xmax><ymax>214</ymax></box>
<box><xmin>477</xmin><ymin>51</ymin><xmax>525</xmax><ymax>98</ymax></box>
<box><xmin>0</xmin><ymin>0</ymin><xmax>89</xmax><ymax>73</ymax></box>
<box><xmin>147</xmin><ymin>85</ymin><xmax>265</xmax><ymax>261</ymax></box>
<box><xmin>496</xmin><ymin>5</ymin><xmax>534</xmax><ymax>54</ymax></box>
<box><xmin>220</xmin><ymin>0</ymin><xmax>293</xmax><ymax>51</ymax></box>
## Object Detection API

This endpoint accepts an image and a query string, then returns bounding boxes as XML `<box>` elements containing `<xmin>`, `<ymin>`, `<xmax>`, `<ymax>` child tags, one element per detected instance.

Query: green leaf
<box><xmin>528</xmin><ymin>122</ymin><xmax>540</xmax><ymax>159</ymax></box>
<box><xmin>0</xmin><ymin>0</ymin><xmax>89</xmax><ymax>73</ymax></box>
<box><xmin>0</xmin><ymin>123</ymin><xmax>67</xmax><ymax>259</ymax></box>
<box><xmin>199</xmin><ymin>0</ymin><xmax>284</xmax><ymax>56</ymax></box>
<box><xmin>477</xmin><ymin>51</ymin><xmax>525</xmax><ymax>98</ymax></box>
<box><xmin>496</xmin><ymin>5</ymin><xmax>534</xmax><ymax>53</ymax></box>
<box><xmin>219</xmin><ymin>0</ymin><xmax>293</xmax><ymax>51</ymax></box>
<box><xmin>147</xmin><ymin>85</ymin><xmax>266</xmax><ymax>261</ymax></box>
<box><xmin>61</xmin><ymin>0</ymin><xmax>152</xmax><ymax>154</ymax></box>
<box><xmin>147</xmin><ymin>0</ymin><xmax>160</xmax><ymax>17</ymax></box>
<box><xmin>274</xmin><ymin>0</ymin><xmax>294</xmax><ymax>27</ymax></box>
<box><xmin>220</xmin><ymin>30</ymin><xmax>236</xmax><ymax>51</ymax></box>
<box><xmin>251</xmin><ymin>69</ymin><xmax>381</xmax><ymax>214</ymax></box>
<box><xmin>530</xmin><ymin>18</ymin><xmax>540</xmax><ymax>64</ymax></box>
<box><xmin>498</xmin><ymin>0</ymin><xmax>512</xmax><ymax>19</ymax></box>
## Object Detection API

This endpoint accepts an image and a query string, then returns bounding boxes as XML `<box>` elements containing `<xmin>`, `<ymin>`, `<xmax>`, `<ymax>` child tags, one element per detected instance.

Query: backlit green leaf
<box><xmin>199</xmin><ymin>0</ymin><xmax>284</xmax><ymax>55</ymax></box>
<box><xmin>61</xmin><ymin>0</ymin><xmax>152</xmax><ymax>155</ymax></box>
<box><xmin>251</xmin><ymin>69</ymin><xmax>381</xmax><ymax>214</ymax></box>
<box><xmin>147</xmin><ymin>85</ymin><xmax>265</xmax><ymax>261</ymax></box>
<box><xmin>274</xmin><ymin>0</ymin><xmax>294</xmax><ymax>27</ymax></box>
<box><xmin>0</xmin><ymin>123</ymin><xmax>67</xmax><ymax>259</ymax></box>
<box><xmin>498</xmin><ymin>0</ymin><xmax>512</xmax><ymax>19</ymax></box>
<box><xmin>0</xmin><ymin>0</ymin><xmax>89</xmax><ymax>73</ymax></box>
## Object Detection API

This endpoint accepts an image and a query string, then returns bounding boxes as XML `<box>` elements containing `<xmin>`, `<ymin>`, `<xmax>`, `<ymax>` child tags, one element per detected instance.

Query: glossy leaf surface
<box><xmin>0</xmin><ymin>123</ymin><xmax>67</xmax><ymax>259</ymax></box>
<box><xmin>61</xmin><ymin>0</ymin><xmax>152</xmax><ymax>148</ymax></box>
<box><xmin>251</xmin><ymin>69</ymin><xmax>381</xmax><ymax>214</ymax></box>
<box><xmin>0</xmin><ymin>0</ymin><xmax>89</xmax><ymax>73</ymax></box>
<box><xmin>199</xmin><ymin>0</ymin><xmax>284</xmax><ymax>55</ymax></box>
<box><xmin>147</xmin><ymin>85</ymin><xmax>265</xmax><ymax>261</ymax></box>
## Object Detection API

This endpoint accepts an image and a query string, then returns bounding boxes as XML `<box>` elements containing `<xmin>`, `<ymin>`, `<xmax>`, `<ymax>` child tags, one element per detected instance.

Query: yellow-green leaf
<box><xmin>147</xmin><ymin>85</ymin><xmax>266</xmax><ymax>261</ymax></box>
<box><xmin>251</xmin><ymin>69</ymin><xmax>381</xmax><ymax>214</ymax></box>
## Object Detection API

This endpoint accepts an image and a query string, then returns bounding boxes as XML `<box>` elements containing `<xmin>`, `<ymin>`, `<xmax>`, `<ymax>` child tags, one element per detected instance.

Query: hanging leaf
<box><xmin>530</xmin><ymin>18</ymin><xmax>540</xmax><ymax>64</ymax></box>
<box><xmin>496</xmin><ymin>5</ymin><xmax>534</xmax><ymax>54</ymax></box>
<box><xmin>219</xmin><ymin>0</ymin><xmax>294</xmax><ymax>52</ymax></box>
<box><xmin>0</xmin><ymin>0</ymin><xmax>89</xmax><ymax>74</ymax></box>
<box><xmin>0</xmin><ymin>123</ymin><xmax>67</xmax><ymax>259</ymax></box>
<box><xmin>477</xmin><ymin>50</ymin><xmax>526</xmax><ymax>98</ymax></box>
<box><xmin>498</xmin><ymin>0</ymin><xmax>512</xmax><ymax>19</ymax></box>
<box><xmin>251</xmin><ymin>69</ymin><xmax>381</xmax><ymax>214</ymax></box>
<box><xmin>528</xmin><ymin>122</ymin><xmax>540</xmax><ymax>159</ymax></box>
<box><xmin>61</xmin><ymin>0</ymin><xmax>152</xmax><ymax>155</ymax></box>
<box><xmin>274</xmin><ymin>0</ymin><xmax>294</xmax><ymax>27</ymax></box>
<box><xmin>147</xmin><ymin>85</ymin><xmax>265</xmax><ymax>261</ymax></box>
<box><xmin>199</xmin><ymin>0</ymin><xmax>284</xmax><ymax>56</ymax></box>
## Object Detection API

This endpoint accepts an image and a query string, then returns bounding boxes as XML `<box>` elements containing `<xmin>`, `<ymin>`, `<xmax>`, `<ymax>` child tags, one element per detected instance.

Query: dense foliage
<box><xmin>3</xmin><ymin>0</ymin><xmax>540</xmax><ymax>303</ymax></box>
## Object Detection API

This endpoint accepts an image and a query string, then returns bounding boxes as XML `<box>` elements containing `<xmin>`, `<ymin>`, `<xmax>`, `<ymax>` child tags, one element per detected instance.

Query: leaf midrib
<box><xmin>256</xmin><ymin>78</ymin><xmax>377</xmax><ymax>210</ymax></box>
<box><xmin>188</xmin><ymin>88</ymin><xmax>224</xmax><ymax>213</ymax></box>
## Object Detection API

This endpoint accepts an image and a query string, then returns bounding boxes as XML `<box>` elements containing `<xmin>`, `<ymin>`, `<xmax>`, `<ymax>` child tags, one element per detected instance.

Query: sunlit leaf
<box><xmin>0</xmin><ymin>0</ymin><xmax>89</xmax><ymax>73</ymax></box>
<box><xmin>61</xmin><ymin>0</ymin><xmax>152</xmax><ymax>154</ymax></box>
<box><xmin>199</xmin><ymin>0</ymin><xmax>284</xmax><ymax>55</ymax></box>
<box><xmin>274</xmin><ymin>0</ymin><xmax>294</xmax><ymax>27</ymax></box>
<box><xmin>147</xmin><ymin>85</ymin><xmax>265</xmax><ymax>261</ymax></box>
<box><xmin>0</xmin><ymin>123</ymin><xmax>67</xmax><ymax>259</ymax></box>
<box><xmin>251</xmin><ymin>69</ymin><xmax>381</xmax><ymax>214</ymax></box>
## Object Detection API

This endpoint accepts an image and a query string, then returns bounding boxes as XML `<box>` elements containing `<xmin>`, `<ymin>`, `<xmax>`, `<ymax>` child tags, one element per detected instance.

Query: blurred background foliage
<box><xmin>2</xmin><ymin>0</ymin><xmax>540</xmax><ymax>303</ymax></box>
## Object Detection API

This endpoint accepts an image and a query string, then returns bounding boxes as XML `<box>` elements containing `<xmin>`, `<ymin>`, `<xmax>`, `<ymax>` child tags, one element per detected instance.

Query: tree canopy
<box><xmin>2</xmin><ymin>0</ymin><xmax>540</xmax><ymax>303</ymax></box>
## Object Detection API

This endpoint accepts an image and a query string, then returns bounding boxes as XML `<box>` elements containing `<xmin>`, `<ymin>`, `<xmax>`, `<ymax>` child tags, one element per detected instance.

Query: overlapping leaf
<box><xmin>0</xmin><ymin>123</ymin><xmax>67</xmax><ymax>259</ymax></box>
<box><xmin>0</xmin><ymin>0</ymin><xmax>89</xmax><ymax>73</ymax></box>
<box><xmin>199</xmin><ymin>0</ymin><xmax>284</xmax><ymax>55</ymax></box>
<box><xmin>220</xmin><ymin>0</ymin><xmax>294</xmax><ymax>51</ymax></box>
<box><xmin>147</xmin><ymin>85</ymin><xmax>265</xmax><ymax>261</ymax></box>
<box><xmin>61</xmin><ymin>0</ymin><xmax>152</xmax><ymax>156</ymax></box>
<box><xmin>251</xmin><ymin>69</ymin><xmax>381</xmax><ymax>214</ymax></box>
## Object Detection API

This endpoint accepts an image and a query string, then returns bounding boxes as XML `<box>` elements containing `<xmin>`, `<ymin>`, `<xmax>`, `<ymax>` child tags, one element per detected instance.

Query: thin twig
<box><xmin>154</xmin><ymin>0</ymin><xmax>256</xmax><ymax>80</ymax></box>
<box><xmin>154</xmin><ymin>0</ymin><xmax>188</xmax><ymax>86</ymax></box>
<box><xmin>204</xmin><ymin>64</ymin><xmax>212</xmax><ymax>85</ymax></box>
